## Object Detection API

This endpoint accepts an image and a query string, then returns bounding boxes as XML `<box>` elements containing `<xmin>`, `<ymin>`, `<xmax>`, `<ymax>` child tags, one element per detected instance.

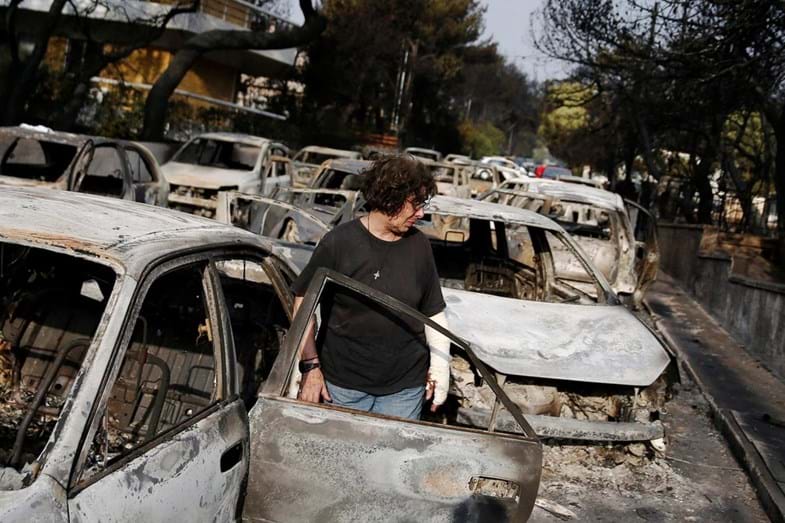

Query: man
<box><xmin>290</xmin><ymin>156</ymin><xmax>451</xmax><ymax>420</ymax></box>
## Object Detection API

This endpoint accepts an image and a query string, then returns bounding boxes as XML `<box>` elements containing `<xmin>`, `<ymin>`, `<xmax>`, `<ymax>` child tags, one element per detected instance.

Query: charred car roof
<box><xmin>322</xmin><ymin>158</ymin><xmax>372</xmax><ymax>173</ymax></box>
<box><xmin>515</xmin><ymin>180</ymin><xmax>625</xmax><ymax>212</ymax></box>
<box><xmin>0</xmin><ymin>186</ymin><xmax>276</xmax><ymax>275</ymax></box>
<box><xmin>427</xmin><ymin>195</ymin><xmax>562</xmax><ymax>231</ymax></box>
<box><xmin>195</xmin><ymin>132</ymin><xmax>273</xmax><ymax>147</ymax></box>
<box><xmin>0</xmin><ymin>125</ymin><xmax>129</xmax><ymax>148</ymax></box>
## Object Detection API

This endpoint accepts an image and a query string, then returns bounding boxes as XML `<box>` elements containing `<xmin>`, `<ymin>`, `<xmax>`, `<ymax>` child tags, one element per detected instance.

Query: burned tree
<box><xmin>534</xmin><ymin>0</ymin><xmax>785</xmax><ymax>233</ymax></box>
<box><xmin>140</xmin><ymin>0</ymin><xmax>326</xmax><ymax>141</ymax></box>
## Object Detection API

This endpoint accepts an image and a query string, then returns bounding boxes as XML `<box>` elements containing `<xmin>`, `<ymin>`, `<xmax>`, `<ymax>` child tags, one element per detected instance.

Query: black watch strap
<box><xmin>299</xmin><ymin>360</ymin><xmax>321</xmax><ymax>374</ymax></box>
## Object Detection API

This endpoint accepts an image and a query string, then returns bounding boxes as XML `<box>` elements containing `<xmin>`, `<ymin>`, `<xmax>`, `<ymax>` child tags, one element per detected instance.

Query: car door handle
<box><xmin>220</xmin><ymin>442</ymin><xmax>243</xmax><ymax>472</ymax></box>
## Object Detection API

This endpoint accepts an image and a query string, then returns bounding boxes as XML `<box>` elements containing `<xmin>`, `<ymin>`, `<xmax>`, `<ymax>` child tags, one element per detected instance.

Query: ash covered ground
<box><xmin>530</xmin><ymin>372</ymin><xmax>767</xmax><ymax>522</ymax></box>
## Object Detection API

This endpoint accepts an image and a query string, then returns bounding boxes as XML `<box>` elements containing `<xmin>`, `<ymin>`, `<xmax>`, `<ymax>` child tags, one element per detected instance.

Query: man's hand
<box><xmin>298</xmin><ymin>368</ymin><xmax>331</xmax><ymax>403</ymax></box>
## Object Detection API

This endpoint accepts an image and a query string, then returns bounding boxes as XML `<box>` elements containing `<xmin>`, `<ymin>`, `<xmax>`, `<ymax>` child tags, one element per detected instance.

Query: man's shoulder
<box><xmin>406</xmin><ymin>226</ymin><xmax>429</xmax><ymax>246</ymax></box>
<box><xmin>328</xmin><ymin>219</ymin><xmax>361</xmax><ymax>241</ymax></box>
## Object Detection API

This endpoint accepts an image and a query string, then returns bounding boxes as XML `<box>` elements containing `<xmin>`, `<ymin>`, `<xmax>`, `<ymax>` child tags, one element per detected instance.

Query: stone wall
<box><xmin>657</xmin><ymin>223</ymin><xmax>785</xmax><ymax>380</ymax></box>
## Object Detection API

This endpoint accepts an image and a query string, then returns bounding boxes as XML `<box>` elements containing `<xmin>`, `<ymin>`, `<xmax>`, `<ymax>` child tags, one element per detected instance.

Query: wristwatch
<box><xmin>299</xmin><ymin>360</ymin><xmax>321</xmax><ymax>374</ymax></box>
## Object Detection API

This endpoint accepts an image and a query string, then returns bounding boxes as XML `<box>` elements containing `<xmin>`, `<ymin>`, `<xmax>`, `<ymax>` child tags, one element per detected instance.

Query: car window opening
<box><xmin>79</xmin><ymin>264</ymin><xmax>218</xmax><ymax>483</ymax></box>
<box><xmin>0</xmin><ymin>243</ymin><xmax>115</xmax><ymax>490</ymax></box>
<box><xmin>0</xmin><ymin>137</ymin><xmax>78</xmax><ymax>182</ymax></box>
<box><xmin>216</xmin><ymin>259</ymin><xmax>289</xmax><ymax>410</ymax></box>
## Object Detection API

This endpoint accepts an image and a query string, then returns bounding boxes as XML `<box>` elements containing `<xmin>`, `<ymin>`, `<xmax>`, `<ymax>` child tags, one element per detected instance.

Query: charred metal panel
<box><xmin>69</xmin><ymin>401</ymin><xmax>248</xmax><ymax>523</ymax></box>
<box><xmin>0</xmin><ymin>474</ymin><xmax>68</xmax><ymax>522</ymax></box>
<box><xmin>443</xmin><ymin>288</ymin><xmax>671</xmax><ymax>387</ymax></box>
<box><xmin>244</xmin><ymin>396</ymin><xmax>542</xmax><ymax>522</ymax></box>
<box><xmin>457</xmin><ymin>408</ymin><xmax>665</xmax><ymax>442</ymax></box>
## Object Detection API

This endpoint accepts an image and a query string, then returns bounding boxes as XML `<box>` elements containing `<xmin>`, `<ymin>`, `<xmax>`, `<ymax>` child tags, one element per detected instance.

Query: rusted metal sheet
<box><xmin>442</xmin><ymin>288</ymin><xmax>671</xmax><ymax>387</ymax></box>
<box><xmin>245</xmin><ymin>396</ymin><xmax>542</xmax><ymax>523</ymax></box>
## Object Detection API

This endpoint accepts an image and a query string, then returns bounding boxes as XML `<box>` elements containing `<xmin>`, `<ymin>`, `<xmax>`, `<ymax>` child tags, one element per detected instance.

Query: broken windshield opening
<box><xmin>0</xmin><ymin>242</ymin><xmax>116</xmax><ymax>490</ymax></box>
<box><xmin>0</xmin><ymin>136</ymin><xmax>78</xmax><ymax>182</ymax></box>
<box><xmin>419</xmin><ymin>213</ymin><xmax>602</xmax><ymax>304</ymax></box>
<box><xmin>174</xmin><ymin>138</ymin><xmax>260</xmax><ymax>171</ymax></box>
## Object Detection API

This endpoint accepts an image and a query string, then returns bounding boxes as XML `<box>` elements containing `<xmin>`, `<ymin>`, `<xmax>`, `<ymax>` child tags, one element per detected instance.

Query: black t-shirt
<box><xmin>291</xmin><ymin>219</ymin><xmax>446</xmax><ymax>395</ymax></box>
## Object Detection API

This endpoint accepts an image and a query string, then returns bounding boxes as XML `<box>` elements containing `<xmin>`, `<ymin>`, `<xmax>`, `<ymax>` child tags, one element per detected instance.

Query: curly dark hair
<box><xmin>360</xmin><ymin>155</ymin><xmax>437</xmax><ymax>216</ymax></box>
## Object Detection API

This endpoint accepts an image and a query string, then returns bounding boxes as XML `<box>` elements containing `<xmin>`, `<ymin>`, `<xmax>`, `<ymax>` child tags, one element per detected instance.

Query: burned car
<box><xmin>221</xmin><ymin>191</ymin><xmax>672</xmax><ymax>443</ymax></box>
<box><xmin>216</xmin><ymin>187</ymin><xmax>362</xmax><ymax>245</ymax></box>
<box><xmin>481</xmin><ymin>181</ymin><xmax>659</xmax><ymax>306</ymax></box>
<box><xmin>162</xmin><ymin>132</ymin><xmax>292</xmax><ymax>217</ymax></box>
<box><xmin>0</xmin><ymin>186</ymin><xmax>541</xmax><ymax>521</ymax></box>
<box><xmin>404</xmin><ymin>146</ymin><xmax>442</xmax><ymax>162</ymax></box>
<box><xmin>291</xmin><ymin>146</ymin><xmax>361</xmax><ymax>187</ymax></box>
<box><xmin>0</xmin><ymin>125</ymin><xmax>168</xmax><ymax>205</ymax></box>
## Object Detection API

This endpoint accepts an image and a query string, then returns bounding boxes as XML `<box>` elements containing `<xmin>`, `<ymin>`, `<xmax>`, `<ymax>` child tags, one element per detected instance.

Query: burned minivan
<box><xmin>0</xmin><ymin>186</ymin><xmax>541</xmax><ymax>522</ymax></box>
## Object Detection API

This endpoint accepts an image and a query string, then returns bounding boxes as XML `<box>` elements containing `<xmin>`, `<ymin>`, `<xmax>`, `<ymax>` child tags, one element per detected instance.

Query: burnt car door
<box><xmin>261</xmin><ymin>146</ymin><xmax>292</xmax><ymax>196</ymax></box>
<box><xmin>66</xmin><ymin>258</ymin><xmax>247</xmax><ymax>522</ymax></box>
<box><xmin>123</xmin><ymin>142</ymin><xmax>169</xmax><ymax>206</ymax></box>
<box><xmin>72</xmin><ymin>143</ymin><xmax>137</xmax><ymax>199</ymax></box>
<box><xmin>624</xmin><ymin>199</ymin><xmax>659</xmax><ymax>304</ymax></box>
<box><xmin>243</xmin><ymin>269</ymin><xmax>543</xmax><ymax>523</ymax></box>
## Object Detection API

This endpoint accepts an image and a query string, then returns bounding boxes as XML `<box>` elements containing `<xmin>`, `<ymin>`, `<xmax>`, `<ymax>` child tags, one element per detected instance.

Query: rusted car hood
<box><xmin>161</xmin><ymin>162</ymin><xmax>257</xmax><ymax>189</ymax></box>
<box><xmin>443</xmin><ymin>288</ymin><xmax>670</xmax><ymax>387</ymax></box>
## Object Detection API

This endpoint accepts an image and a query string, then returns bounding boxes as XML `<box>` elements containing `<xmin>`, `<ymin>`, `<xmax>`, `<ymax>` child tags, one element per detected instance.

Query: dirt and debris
<box><xmin>530</xmin><ymin>373</ymin><xmax>768</xmax><ymax>521</ymax></box>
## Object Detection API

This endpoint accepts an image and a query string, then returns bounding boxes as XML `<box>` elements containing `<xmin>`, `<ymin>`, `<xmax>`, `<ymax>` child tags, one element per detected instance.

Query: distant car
<box><xmin>480</xmin><ymin>156</ymin><xmax>520</xmax><ymax>171</ymax></box>
<box><xmin>481</xmin><ymin>181</ymin><xmax>659</xmax><ymax>306</ymax></box>
<box><xmin>0</xmin><ymin>125</ymin><xmax>168</xmax><ymax>205</ymax></box>
<box><xmin>162</xmin><ymin>132</ymin><xmax>291</xmax><ymax>217</ymax></box>
<box><xmin>0</xmin><ymin>186</ymin><xmax>542</xmax><ymax>522</ymax></box>
<box><xmin>534</xmin><ymin>165</ymin><xmax>572</xmax><ymax>179</ymax></box>
<box><xmin>404</xmin><ymin>147</ymin><xmax>442</xmax><ymax>162</ymax></box>
<box><xmin>291</xmin><ymin>146</ymin><xmax>361</xmax><ymax>187</ymax></box>
<box><xmin>556</xmin><ymin>174</ymin><xmax>606</xmax><ymax>189</ymax></box>
<box><xmin>444</xmin><ymin>153</ymin><xmax>472</xmax><ymax>164</ymax></box>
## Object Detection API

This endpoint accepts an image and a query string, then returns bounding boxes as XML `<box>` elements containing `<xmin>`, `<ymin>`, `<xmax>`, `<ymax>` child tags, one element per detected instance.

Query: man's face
<box><xmin>387</xmin><ymin>194</ymin><xmax>429</xmax><ymax>235</ymax></box>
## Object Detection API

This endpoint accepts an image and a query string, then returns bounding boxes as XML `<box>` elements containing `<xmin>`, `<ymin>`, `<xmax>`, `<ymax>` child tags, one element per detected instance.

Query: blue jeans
<box><xmin>326</xmin><ymin>381</ymin><xmax>425</xmax><ymax>420</ymax></box>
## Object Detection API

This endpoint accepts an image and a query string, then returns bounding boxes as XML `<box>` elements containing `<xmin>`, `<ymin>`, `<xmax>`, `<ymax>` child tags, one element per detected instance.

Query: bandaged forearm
<box><xmin>425</xmin><ymin>311</ymin><xmax>451</xmax><ymax>406</ymax></box>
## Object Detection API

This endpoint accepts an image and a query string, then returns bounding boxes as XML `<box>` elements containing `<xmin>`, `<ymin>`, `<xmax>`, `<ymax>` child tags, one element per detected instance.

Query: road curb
<box><xmin>649</xmin><ymin>310</ymin><xmax>785</xmax><ymax>523</ymax></box>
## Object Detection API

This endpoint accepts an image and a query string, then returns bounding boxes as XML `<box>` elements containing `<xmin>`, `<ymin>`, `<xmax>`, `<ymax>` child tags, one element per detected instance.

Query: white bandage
<box><xmin>425</xmin><ymin>311</ymin><xmax>451</xmax><ymax>406</ymax></box>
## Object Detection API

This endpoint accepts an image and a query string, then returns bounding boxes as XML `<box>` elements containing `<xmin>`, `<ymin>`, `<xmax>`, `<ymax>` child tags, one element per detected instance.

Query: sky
<box><xmin>479</xmin><ymin>0</ymin><xmax>569</xmax><ymax>81</ymax></box>
<box><xmin>282</xmin><ymin>0</ymin><xmax>569</xmax><ymax>81</ymax></box>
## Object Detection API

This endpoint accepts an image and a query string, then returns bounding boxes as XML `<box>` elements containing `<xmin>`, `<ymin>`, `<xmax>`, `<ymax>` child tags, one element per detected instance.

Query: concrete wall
<box><xmin>658</xmin><ymin>223</ymin><xmax>785</xmax><ymax>380</ymax></box>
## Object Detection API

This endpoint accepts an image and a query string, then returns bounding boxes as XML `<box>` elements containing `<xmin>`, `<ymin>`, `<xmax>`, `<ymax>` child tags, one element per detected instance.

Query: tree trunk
<box><xmin>141</xmin><ymin>48</ymin><xmax>201</xmax><ymax>140</ymax></box>
<box><xmin>2</xmin><ymin>0</ymin><xmax>67</xmax><ymax>125</ymax></box>
<box><xmin>773</xmin><ymin>105</ymin><xmax>785</xmax><ymax>237</ymax></box>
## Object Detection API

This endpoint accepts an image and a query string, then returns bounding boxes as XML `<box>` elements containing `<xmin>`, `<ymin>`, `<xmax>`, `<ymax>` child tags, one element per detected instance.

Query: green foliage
<box><xmin>538</xmin><ymin>81</ymin><xmax>591</xmax><ymax>147</ymax></box>
<box><xmin>458</xmin><ymin>120</ymin><xmax>505</xmax><ymax>157</ymax></box>
<box><xmin>288</xmin><ymin>0</ymin><xmax>536</xmax><ymax>153</ymax></box>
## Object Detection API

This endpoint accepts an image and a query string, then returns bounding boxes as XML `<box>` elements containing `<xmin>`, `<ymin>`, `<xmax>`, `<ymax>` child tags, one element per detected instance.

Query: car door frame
<box><xmin>66</xmin><ymin>252</ymin><xmax>248</xmax><ymax>522</ymax></box>
<box><xmin>245</xmin><ymin>268</ymin><xmax>543</xmax><ymax>522</ymax></box>
<box><xmin>624</xmin><ymin>199</ymin><xmax>660</xmax><ymax>303</ymax></box>
<box><xmin>121</xmin><ymin>141</ymin><xmax>170</xmax><ymax>206</ymax></box>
